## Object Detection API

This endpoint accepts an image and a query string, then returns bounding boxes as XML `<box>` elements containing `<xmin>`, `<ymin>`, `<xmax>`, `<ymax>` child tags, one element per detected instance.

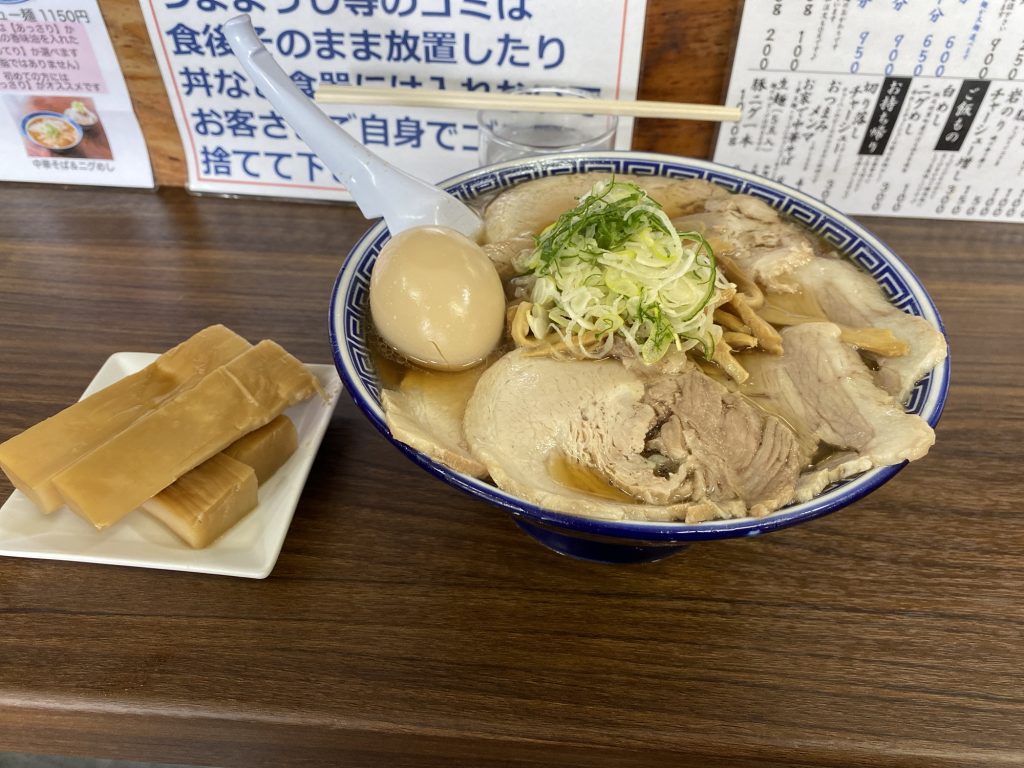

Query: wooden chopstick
<box><xmin>314</xmin><ymin>85</ymin><xmax>741</xmax><ymax>122</ymax></box>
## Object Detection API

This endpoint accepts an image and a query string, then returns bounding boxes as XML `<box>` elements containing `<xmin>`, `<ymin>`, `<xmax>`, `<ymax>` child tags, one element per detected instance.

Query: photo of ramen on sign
<box><xmin>5</xmin><ymin>95</ymin><xmax>112</xmax><ymax>160</ymax></box>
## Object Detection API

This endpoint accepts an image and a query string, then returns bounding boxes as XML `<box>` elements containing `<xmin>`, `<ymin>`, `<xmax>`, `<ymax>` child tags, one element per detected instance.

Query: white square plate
<box><xmin>0</xmin><ymin>352</ymin><xmax>342</xmax><ymax>578</ymax></box>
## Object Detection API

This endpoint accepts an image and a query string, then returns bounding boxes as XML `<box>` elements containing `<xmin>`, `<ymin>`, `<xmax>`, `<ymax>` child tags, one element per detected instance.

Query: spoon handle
<box><xmin>223</xmin><ymin>15</ymin><xmax>482</xmax><ymax>239</ymax></box>
<box><xmin>223</xmin><ymin>15</ymin><xmax>381</xmax><ymax>216</ymax></box>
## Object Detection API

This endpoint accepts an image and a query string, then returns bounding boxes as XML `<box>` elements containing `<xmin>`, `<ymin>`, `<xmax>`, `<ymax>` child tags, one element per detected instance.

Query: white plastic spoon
<box><xmin>222</xmin><ymin>14</ymin><xmax>482</xmax><ymax>239</ymax></box>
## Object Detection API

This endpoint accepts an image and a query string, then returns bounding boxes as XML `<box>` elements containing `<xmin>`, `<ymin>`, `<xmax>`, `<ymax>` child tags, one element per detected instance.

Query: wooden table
<box><xmin>0</xmin><ymin>183</ymin><xmax>1021</xmax><ymax>768</ymax></box>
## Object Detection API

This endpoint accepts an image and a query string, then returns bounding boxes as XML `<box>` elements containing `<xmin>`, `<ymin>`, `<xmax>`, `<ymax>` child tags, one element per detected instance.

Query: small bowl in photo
<box><xmin>63</xmin><ymin>101</ymin><xmax>99</xmax><ymax>131</ymax></box>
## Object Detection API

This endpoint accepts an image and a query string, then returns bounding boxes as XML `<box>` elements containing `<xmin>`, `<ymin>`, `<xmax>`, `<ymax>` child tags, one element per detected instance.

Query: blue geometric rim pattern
<box><xmin>328</xmin><ymin>151</ymin><xmax>950</xmax><ymax>544</ymax></box>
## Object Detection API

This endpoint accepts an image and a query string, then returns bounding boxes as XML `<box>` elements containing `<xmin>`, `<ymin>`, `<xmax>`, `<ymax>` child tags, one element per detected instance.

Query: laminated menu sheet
<box><xmin>0</xmin><ymin>0</ymin><xmax>154</xmax><ymax>188</ymax></box>
<box><xmin>138</xmin><ymin>0</ymin><xmax>648</xmax><ymax>201</ymax></box>
<box><xmin>713</xmin><ymin>0</ymin><xmax>1024</xmax><ymax>222</ymax></box>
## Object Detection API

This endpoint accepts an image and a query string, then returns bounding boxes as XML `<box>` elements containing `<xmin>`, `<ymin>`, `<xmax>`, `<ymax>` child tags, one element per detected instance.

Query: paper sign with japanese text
<box><xmin>714</xmin><ymin>0</ymin><xmax>1024</xmax><ymax>222</ymax></box>
<box><xmin>138</xmin><ymin>0</ymin><xmax>648</xmax><ymax>201</ymax></box>
<box><xmin>0</xmin><ymin>0</ymin><xmax>153</xmax><ymax>188</ymax></box>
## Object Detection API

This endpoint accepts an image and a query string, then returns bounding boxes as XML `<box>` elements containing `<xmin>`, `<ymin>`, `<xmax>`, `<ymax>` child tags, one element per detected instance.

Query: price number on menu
<box><xmin>936</xmin><ymin>35</ymin><xmax>955</xmax><ymax>77</ymax></box>
<box><xmin>1011</xmin><ymin>41</ymin><xmax>1024</xmax><ymax>80</ymax></box>
<box><xmin>789</xmin><ymin>31</ymin><xmax>805</xmax><ymax>71</ymax></box>
<box><xmin>35</xmin><ymin>9</ymin><xmax>92</xmax><ymax>22</ymax></box>
<box><xmin>885</xmin><ymin>34</ymin><xmax>905</xmax><ymax>76</ymax></box>
<box><xmin>851</xmin><ymin>31</ymin><xmax>869</xmax><ymax>74</ymax></box>
<box><xmin>760</xmin><ymin>28</ymin><xmax>775</xmax><ymax>70</ymax></box>
<box><xmin>977</xmin><ymin>37</ymin><xmax>1000</xmax><ymax>80</ymax></box>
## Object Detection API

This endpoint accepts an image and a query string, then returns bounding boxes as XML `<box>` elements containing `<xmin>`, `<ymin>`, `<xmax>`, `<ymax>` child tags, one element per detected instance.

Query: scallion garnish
<box><xmin>522</xmin><ymin>179</ymin><xmax>723</xmax><ymax>364</ymax></box>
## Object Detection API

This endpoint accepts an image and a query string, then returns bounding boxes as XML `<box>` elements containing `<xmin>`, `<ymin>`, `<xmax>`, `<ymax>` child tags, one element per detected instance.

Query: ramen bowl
<box><xmin>21</xmin><ymin>111</ymin><xmax>83</xmax><ymax>153</ymax></box>
<box><xmin>329</xmin><ymin>152</ymin><xmax>950</xmax><ymax>563</ymax></box>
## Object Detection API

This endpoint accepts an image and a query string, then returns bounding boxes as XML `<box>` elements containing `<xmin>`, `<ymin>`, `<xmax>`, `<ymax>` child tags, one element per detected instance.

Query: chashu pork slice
<box><xmin>482</xmin><ymin>236</ymin><xmax>535</xmax><ymax>282</ymax></box>
<box><xmin>383</xmin><ymin>366</ymin><xmax>490</xmax><ymax>478</ymax></box>
<box><xmin>673</xmin><ymin>193</ymin><xmax>815</xmax><ymax>292</ymax></box>
<box><xmin>742</xmin><ymin>323</ymin><xmax>936</xmax><ymax>502</ymax></box>
<box><xmin>790</xmin><ymin>257</ymin><xmax>947</xmax><ymax>403</ymax></box>
<box><xmin>463</xmin><ymin>349</ymin><xmax>803</xmax><ymax>523</ymax></box>
<box><xmin>483</xmin><ymin>173</ymin><xmax>729</xmax><ymax>244</ymax></box>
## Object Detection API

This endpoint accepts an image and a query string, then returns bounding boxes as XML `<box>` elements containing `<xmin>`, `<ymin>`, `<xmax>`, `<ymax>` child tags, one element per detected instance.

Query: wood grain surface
<box><xmin>100</xmin><ymin>0</ymin><xmax>744</xmax><ymax>187</ymax></box>
<box><xmin>0</xmin><ymin>185</ymin><xmax>1022</xmax><ymax>768</ymax></box>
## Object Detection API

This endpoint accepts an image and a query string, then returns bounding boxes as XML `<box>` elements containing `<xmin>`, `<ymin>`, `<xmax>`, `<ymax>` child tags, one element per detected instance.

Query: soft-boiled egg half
<box><xmin>369</xmin><ymin>226</ymin><xmax>506</xmax><ymax>371</ymax></box>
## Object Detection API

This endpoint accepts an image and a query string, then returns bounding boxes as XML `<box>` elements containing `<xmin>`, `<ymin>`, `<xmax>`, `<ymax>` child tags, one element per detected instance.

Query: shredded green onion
<box><xmin>522</xmin><ymin>179</ymin><xmax>724</xmax><ymax>365</ymax></box>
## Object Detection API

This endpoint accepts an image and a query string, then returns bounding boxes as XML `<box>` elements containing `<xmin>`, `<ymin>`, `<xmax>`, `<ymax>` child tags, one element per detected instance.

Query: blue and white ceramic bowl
<box><xmin>20</xmin><ymin>111</ymin><xmax>83</xmax><ymax>153</ymax></box>
<box><xmin>329</xmin><ymin>152</ymin><xmax>950</xmax><ymax>563</ymax></box>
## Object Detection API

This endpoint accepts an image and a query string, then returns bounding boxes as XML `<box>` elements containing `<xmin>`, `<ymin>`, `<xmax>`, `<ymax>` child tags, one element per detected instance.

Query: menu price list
<box><xmin>713</xmin><ymin>0</ymin><xmax>1024</xmax><ymax>222</ymax></box>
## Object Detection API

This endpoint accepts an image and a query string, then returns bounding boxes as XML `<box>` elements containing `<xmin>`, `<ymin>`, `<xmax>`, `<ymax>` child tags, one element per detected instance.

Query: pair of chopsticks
<box><xmin>314</xmin><ymin>85</ymin><xmax>741</xmax><ymax>122</ymax></box>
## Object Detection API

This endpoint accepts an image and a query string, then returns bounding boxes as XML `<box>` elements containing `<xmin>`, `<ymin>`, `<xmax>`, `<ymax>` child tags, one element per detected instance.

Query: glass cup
<box><xmin>477</xmin><ymin>86</ymin><xmax>618</xmax><ymax>166</ymax></box>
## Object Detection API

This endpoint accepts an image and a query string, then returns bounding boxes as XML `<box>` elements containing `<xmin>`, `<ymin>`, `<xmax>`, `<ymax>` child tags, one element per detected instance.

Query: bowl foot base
<box><xmin>513</xmin><ymin>518</ymin><xmax>687</xmax><ymax>564</ymax></box>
